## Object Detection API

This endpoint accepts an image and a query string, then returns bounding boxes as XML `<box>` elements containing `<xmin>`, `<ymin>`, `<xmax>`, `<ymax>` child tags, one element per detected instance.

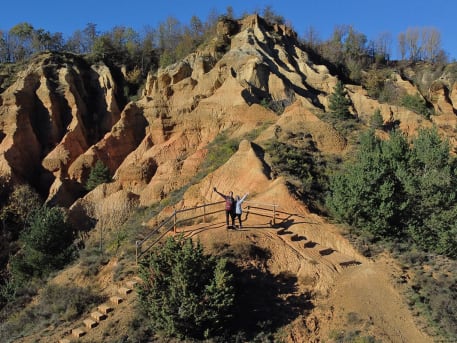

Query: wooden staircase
<box><xmin>59</xmin><ymin>279</ymin><xmax>139</xmax><ymax>342</ymax></box>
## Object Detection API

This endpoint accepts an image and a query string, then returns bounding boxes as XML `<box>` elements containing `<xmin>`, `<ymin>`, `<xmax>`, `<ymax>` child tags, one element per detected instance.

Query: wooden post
<box><xmin>203</xmin><ymin>202</ymin><xmax>206</xmax><ymax>223</ymax></box>
<box><xmin>273</xmin><ymin>204</ymin><xmax>276</xmax><ymax>225</ymax></box>
<box><xmin>173</xmin><ymin>209</ymin><xmax>177</xmax><ymax>234</ymax></box>
<box><xmin>135</xmin><ymin>241</ymin><xmax>139</xmax><ymax>265</ymax></box>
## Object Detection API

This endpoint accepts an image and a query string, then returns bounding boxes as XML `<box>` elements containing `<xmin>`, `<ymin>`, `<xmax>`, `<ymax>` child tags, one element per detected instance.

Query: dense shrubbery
<box><xmin>327</xmin><ymin>127</ymin><xmax>457</xmax><ymax>257</ymax></box>
<box><xmin>400</xmin><ymin>93</ymin><xmax>432</xmax><ymax>118</ymax></box>
<box><xmin>198</xmin><ymin>133</ymin><xmax>239</xmax><ymax>175</ymax></box>
<box><xmin>138</xmin><ymin>236</ymin><xmax>235</xmax><ymax>339</ymax></box>
<box><xmin>327</xmin><ymin>127</ymin><xmax>457</xmax><ymax>340</ymax></box>
<box><xmin>265</xmin><ymin>137</ymin><xmax>332</xmax><ymax>213</ymax></box>
<box><xmin>10</xmin><ymin>206</ymin><xmax>75</xmax><ymax>281</ymax></box>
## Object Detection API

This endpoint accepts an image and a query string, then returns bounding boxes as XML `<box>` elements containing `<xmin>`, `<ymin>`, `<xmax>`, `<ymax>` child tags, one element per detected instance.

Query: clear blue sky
<box><xmin>1</xmin><ymin>0</ymin><xmax>456</xmax><ymax>60</ymax></box>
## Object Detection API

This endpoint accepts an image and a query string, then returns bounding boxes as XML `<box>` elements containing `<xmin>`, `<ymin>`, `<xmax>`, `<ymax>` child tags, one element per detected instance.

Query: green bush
<box><xmin>10</xmin><ymin>206</ymin><xmax>75</xmax><ymax>280</ymax></box>
<box><xmin>326</xmin><ymin>127</ymin><xmax>457</xmax><ymax>257</ymax></box>
<box><xmin>265</xmin><ymin>139</ymin><xmax>329</xmax><ymax>212</ymax></box>
<box><xmin>85</xmin><ymin>160</ymin><xmax>111</xmax><ymax>191</ymax></box>
<box><xmin>0</xmin><ymin>184</ymin><xmax>42</xmax><ymax>240</ymax></box>
<box><xmin>138</xmin><ymin>235</ymin><xmax>235</xmax><ymax>339</ymax></box>
<box><xmin>260</xmin><ymin>96</ymin><xmax>291</xmax><ymax>115</ymax></box>
<box><xmin>401</xmin><ymin>93</ymin><xmax>432</xmax><ymax>118</ymax></box>
<box><xmin>362</xmin><ymin>68</ymin><xmax>391</xmax><ymax>99</ymax></box>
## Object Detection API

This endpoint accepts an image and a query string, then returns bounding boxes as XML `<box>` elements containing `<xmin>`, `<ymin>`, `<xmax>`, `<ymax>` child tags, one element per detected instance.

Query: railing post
<box><xmin>203</xmin><ymin>202</ymin><xmax>206</xmax><ymax>223</ymax></box>
<box><xmin>273</xmin><ymin>204</ymin><xmax>276</xmax><ymax>225</ymax></box>
<box><xmin>135</xmin><ymin>241</ymin><xmax>140</xmax><ymax>265</ymax></box>
<box><xmin>173</xmin><ymin>209</ymin><xmax>177</xmax><ymax>234</ymax></box>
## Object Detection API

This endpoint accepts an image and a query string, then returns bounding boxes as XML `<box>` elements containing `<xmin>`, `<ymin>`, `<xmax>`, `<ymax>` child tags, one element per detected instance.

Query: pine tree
<box><xmin>85</xmin><ymin>160</ymin><xmax>111</xmax><ymax>191</ymax></box>
<box><xmin>10</xmin><ymin>206</ymin><xmax>75</xmax><ymax>279</ymax></box>
<box><xmin>328</xmin><ymin>80</ymin><xmax>352</xmax><ymax>119</ymax></box>
<box><xmin>138</xmin><ymin>236</ymin><xmax>235</xmax><ymax>339</ymax></box>
<box><xmin>327</xmin><ymin>127</ymin><xmax>457</xmax><ymax>257</ymax></box>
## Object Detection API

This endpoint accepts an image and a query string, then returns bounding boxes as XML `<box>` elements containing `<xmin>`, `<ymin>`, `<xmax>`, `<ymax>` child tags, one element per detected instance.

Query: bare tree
<box><xmin>156</xmin><ymin>16</ymin><xmax>182</xmax><ymax>52</ymax></box>
<box><xmin>320</xmin><ymin>25</ymin><xmax>348</xmax><ymax>64</ymax></box>
<box><xmin>225</xmin><ymin>6</ymin><xmax>234</xmax><ymax>19</ymax></box>
<box><xmin>405</xmin><ymin>27</ymin><xmax>421</xmax><ymax>61</ymax></box>
<box><xmin>344</xmin><ymin>26</ymin><xmax>367</xmax><ymax>58</ymax></box>
<box><xmin>302</xmin><ymin>25</ymin><xmax>320</xmax><ymax>49</ymax></box>
<box><xmin>0</xmin><ymin>30</ymin><xmax>11</xmax><ymax>62</ymax></box>
<box><xmin>422</xmin><ymin>27</ymin><xmax>441</xmax><ymax>62</ymax></box>
<box><xmin>262</xmin><ymin>5</ymin><xmax>285</xmax><ymax>25</ymax></box>
<box><xmin>398</xmin><ymin>32</ymin><xmax>407</xmax><ymax>60</ymax></box>
<box><xmin>82</xmin><ymin>22</ymin><xmax>98</xmax><ymax>53</ymax></box>
<box><xmin>374</xmin><ymin>31</ymin><xmax>392</xmax><ymax>61</ymax></box>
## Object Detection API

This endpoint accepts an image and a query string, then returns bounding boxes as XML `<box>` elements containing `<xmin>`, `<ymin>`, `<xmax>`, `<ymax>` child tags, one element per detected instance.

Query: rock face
<box><xmin>1</xmin><ymin>16</ymin><xmax>457</xmax><ymax>222</ymax></box>
<box><xmin>0</xmin><ymin>53</ymin><xmax>121</xmax><ymax>196</ymax></box>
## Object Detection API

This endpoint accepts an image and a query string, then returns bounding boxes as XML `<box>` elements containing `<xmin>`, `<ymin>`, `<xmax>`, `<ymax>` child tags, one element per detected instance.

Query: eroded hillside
<box><xmin>1</xmin><ymin>14</ymin><xmax>456</xmax><ymax>342</ymax></box>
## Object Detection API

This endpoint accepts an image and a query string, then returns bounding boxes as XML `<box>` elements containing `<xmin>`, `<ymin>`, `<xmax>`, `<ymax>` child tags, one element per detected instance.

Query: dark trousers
<box><xmin>225</xmin><ymin>210</ymin><xmax>235</xmax><ymax>226</ymax></box>
<box><xmin>236</xmin><ymin>213</ymin><xmax>242</xmax><ymax>227</ymax></box>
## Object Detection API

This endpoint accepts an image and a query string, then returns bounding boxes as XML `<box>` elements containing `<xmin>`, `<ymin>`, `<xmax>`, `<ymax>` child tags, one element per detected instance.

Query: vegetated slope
<box><xmin>13</xmin><ymin>139</ymin><xmax>432</xmax><ymax>343</ymax></box>
<box><xmin>177</xmin><ymin>138</ymin><xmax>432</xmax><ymax>343</ymax></box>
<box><xmin>2</xmin><ymin>13</ymin><xmax>456</xmax><ymax>343</ymax></box>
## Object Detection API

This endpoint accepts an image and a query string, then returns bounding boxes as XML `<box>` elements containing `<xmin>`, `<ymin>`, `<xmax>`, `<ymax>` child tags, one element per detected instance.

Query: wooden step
<box><xmin>91</xmin><ymin>310</ymin><xmax>107</xmax><ymax>321</ymax></box>
<box><xmin>304</xmin><ymin>241</ymin><xmax>318</xmax><ymax>248</ymax></box>
<box><xmin>319</xmin><ymin>248</ymin><xmax>334</xmax><ymax>256</ymax></box>
<box><xmin>339</xmin><ymin>260</ymin><xmax>361</xmax><ymax>268</ymax></box>
<box><xmin>290</xmin><ymin>234</ymin><xmax>306</xmax><ymax>242</ymax></box>
<box><xmin>110</xmin><ymin>295</ymin><xmax>123</xmax><ymax>305</ymax></box>
<box><xmin>83</xmin><ymin>318</ymin><xmax>98</xmax><ymax>329</ymax></box>
<box><xmin>72</xmin><ymin>327</ymin><xmax>86</xmax><ymax>338</ymax></box>
<box><xmin>98</xmin><ymin>304</ymin><xmax>114</xmax><ymax>314</ymax></box>
<box><xmin>118</xmin><ymin>287</ymin><xmax>132</xmax><ymax>296</ymax></box>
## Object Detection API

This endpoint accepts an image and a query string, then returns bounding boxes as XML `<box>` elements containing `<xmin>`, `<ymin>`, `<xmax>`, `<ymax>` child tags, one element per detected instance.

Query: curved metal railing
<box><xmin>135</xmin><ymin>200</ymin><xmax>280</xmax><ymax>263</ymax></box>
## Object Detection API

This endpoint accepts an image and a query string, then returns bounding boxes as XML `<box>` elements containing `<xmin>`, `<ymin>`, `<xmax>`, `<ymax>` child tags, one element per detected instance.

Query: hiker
<box><xmin>235</xmin><ymin>193</ymin><xmax>249</xmax><ymax>228</ymax></box>
<box><xmin>213</xmin><ymin>187</ymin><xmax>236</xmax><ymax>229</ymax></box>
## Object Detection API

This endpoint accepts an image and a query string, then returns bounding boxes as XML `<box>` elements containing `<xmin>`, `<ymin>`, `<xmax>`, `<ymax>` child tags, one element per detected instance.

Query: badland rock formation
<box><xmin>2</xmin><ymin>14</ymin><xmax>455</xmax><ymax>342</ymax></box>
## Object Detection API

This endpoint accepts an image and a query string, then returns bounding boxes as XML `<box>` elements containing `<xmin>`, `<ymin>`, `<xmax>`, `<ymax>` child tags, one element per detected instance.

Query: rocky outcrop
<box><xmin>429</xmin><ymin>81</ymin><xmax>455</xmax><ymax>114</ymax></box>
<box><xmin>2</xmin><ymin>16</ymin><xmax>457</xmax><ymax>225</ymax></box>
<box><xmin>0</xmin><ymin>53</ymin><xmax>121</xmax><ymax>194</ymax></box>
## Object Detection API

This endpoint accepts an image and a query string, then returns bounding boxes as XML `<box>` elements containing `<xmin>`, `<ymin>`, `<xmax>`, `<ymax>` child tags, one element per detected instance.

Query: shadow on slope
<box><xmin>214</xmin><ymin>243</ymin><xmax>313</xmax><ymax>339</ymax></box>
<box><xmin>230</xmin><ymin>264</ymin><xmax>313</xmax><ymax>339</ymax></box>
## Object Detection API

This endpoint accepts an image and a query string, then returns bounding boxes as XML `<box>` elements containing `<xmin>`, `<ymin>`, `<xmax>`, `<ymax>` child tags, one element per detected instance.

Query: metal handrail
<box><xmin>135</xmin><ymin>200</ymin><xmax>280</xmax><ymax>263</ymax></box>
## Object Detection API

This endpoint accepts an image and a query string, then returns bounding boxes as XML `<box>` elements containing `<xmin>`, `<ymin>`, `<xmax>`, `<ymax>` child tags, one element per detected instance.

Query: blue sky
<box><xmin>1</xmin><ymin>0</ymin><xmax>456</xmax><ymax>60</ymax></box>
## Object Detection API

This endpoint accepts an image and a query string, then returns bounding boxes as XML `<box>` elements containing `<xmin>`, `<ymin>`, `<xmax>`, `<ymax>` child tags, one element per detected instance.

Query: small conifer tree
<box><xmin>138</xmin><ymin>236</ymin><xmax>235</xmax><ymax>339</ymax></box>
<box><xmin>328</xmin><ymin>80</ymin><xmax>352</xmax><ymax>119</ymax></box>
<box><xmin>85</xmin><ymin>160</ymin><xmax>111</xmax><ymax>191</ymax></box>
<box><xmin>10</xmin><ymin>206</ymin><xmax>75</xmax><ymax>280</ymax></box>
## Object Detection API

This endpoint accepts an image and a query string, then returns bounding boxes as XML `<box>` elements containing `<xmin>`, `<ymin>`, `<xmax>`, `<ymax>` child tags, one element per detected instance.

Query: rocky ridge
<box><xmin>0</xmin><ymin>15</ymin><xmax>455</xmax><ymax>342</ymax></box>
<box><xmin>1</xmin><ymin>15</ymin><xmax>457</xmax><ymax>216</ymax></box>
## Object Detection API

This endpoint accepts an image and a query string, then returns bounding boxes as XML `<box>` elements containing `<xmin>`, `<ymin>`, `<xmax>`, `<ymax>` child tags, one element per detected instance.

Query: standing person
<box><xmin>213</xmin><ymin>187</ymin><xmax>236</xmax><ymax>229</ymax></box>
<box><xmin>235</xmin><ymin>193</ymin><xmax>249</xmax><ymax>228</ymax></box>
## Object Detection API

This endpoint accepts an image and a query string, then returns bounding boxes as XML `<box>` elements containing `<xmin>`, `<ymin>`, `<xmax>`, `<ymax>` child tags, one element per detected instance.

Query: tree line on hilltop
<box><xmin>0</xmin><ymin>6</ymin><xmax>449</xmax><ymax>86</ymax></box>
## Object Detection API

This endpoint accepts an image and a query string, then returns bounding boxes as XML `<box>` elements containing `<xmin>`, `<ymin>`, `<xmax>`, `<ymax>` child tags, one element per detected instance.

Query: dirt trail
<box><xmin>188</xmin><ymin>209</ymin><xmax>432</xmax><ymax>343</ymax></box>
<box><xmin>316</xmin><ymin>259</ymin><xmax>433</xmax><ymax>343</ymax></box>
